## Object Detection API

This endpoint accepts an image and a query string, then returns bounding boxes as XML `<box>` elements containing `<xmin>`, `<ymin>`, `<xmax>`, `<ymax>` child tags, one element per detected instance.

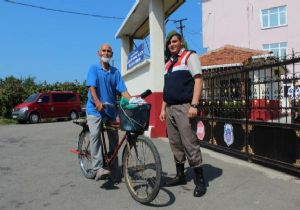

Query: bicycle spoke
<box><xmin>78</xmin><ymin>131</ymin><xmax>96</xmax><ymax>179</ymax></box>
<box><xmin>124</xmin><ymin>136</ymin><xmax>162</xmax><ymax>203</ymax></box>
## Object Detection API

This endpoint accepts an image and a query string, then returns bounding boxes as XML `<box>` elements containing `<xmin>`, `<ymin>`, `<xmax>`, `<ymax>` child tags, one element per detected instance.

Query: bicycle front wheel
<box><xmin>122</xmin><ymin>135</ymin><xmax>162</xmax><ymax>204</ymax></box>
<box><xmin>78</xmin><ymin>130</ymin><xmax>96</xmax><ymax>179</ymax></box>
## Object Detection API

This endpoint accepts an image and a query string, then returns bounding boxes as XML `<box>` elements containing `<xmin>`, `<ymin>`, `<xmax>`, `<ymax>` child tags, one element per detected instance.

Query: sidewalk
<box><xmin>151</xmin><ymin>138</ymin><xmax>300</xmax><ymax>210</ymax></box>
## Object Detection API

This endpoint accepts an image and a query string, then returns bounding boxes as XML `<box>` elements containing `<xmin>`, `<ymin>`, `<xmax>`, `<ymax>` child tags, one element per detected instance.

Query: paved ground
<box><xmin>0</xmin><ymin>121</ymin><xmax>299</xmax><ymax>210</ymax></box>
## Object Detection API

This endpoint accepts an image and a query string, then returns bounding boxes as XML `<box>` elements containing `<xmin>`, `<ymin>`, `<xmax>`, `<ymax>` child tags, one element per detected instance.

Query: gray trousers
<box><xmin>87</xmin><ymin>115</ymin><xmax>119</xmax><ymax>170</ymax></box>
<box><xmin>166</xmin><ymin>103</ymin><xmax>203</xmax><ymax>167</ymax></box>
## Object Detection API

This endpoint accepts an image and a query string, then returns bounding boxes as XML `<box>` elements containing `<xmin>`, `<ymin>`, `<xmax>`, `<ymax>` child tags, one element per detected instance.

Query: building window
<box><xmin>261</xmin><ymin>6</ymin><xmax>287</xmax><ymax>29</ymax></box>
<box><xmin>262</xmin><ymin>42</ymin><xmax>287</xmax><ymax>58</ymax></box>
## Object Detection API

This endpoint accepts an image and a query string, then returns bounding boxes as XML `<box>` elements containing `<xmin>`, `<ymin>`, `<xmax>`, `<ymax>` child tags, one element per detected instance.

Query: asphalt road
<box><xmin>0</xmin><ymin>121</ymin><xmax>299</xmax><ymax>210</ymax></box>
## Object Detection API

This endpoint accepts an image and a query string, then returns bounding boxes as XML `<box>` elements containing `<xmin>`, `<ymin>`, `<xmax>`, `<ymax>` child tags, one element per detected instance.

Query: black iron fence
<box><xmin>198</xmin><ymin>52</ymin><xmax>300</xmax><ymax>175</ymax></box>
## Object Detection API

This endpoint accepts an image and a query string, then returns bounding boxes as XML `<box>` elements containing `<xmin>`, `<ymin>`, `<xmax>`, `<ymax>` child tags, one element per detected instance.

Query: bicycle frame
<box><xmin>96</xmin><ymin>120</ymin><xmax>140</xmax><ymax>167</ymax></box>
<box><xmin>101</xmin><ymin>126</ymin><xmax>125</xmax><ymax>166</ymax></box>
<box><xmin>71</xmin><ymin>118</ymin><xmax>138</xmax><ymax>163</ymax></box>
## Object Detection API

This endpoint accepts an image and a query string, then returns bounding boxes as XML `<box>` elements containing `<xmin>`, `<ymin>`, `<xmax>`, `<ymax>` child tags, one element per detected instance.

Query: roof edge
<box><xmin>202</xmin><ymin>63</ymin><xmax>243</xmax><ymax>70</ymax></box>
<box><xmin>115</xmin><ymin>0</ymin><xmax>141</xmax><ymax>39</ymax></box>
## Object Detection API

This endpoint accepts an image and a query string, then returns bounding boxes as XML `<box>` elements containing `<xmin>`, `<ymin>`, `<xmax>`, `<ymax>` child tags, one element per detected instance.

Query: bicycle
<box><xmin>71</xmin><ymin>90</ymin><xmax>162</xmax><ymax>204</ymax></box>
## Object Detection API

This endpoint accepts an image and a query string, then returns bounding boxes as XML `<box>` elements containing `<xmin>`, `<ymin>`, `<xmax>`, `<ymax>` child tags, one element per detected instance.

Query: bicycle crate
<box><xmin>119</xmin><ymin>104</ymin><xmax>151</xmax><ymax>132</ymax></box>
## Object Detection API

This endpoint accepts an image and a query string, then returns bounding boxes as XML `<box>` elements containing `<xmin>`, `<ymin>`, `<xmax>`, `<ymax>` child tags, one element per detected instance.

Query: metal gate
<box><xmin>198</xmin><ymin>53</ymin><xmax>300</xmax><ymax>175</ymax></box>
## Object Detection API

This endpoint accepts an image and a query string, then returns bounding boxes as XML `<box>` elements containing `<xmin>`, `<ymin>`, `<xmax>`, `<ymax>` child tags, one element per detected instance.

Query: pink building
<box><xmin>202</xmin><ymin>0</ymin><xmax>300</xmax><ymax>112</ymax></box>
<box><xmin>202</xmin><ymin>0</ymin><xmax>300</xmax><ymax>57</ymax></box>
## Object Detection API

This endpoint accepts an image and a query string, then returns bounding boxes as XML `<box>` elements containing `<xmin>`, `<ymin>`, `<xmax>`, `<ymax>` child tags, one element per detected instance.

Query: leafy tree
<box><xmin>0</xmin><ymin>76</ymin><xmax>25</xmax><ymax>118</ymax></box>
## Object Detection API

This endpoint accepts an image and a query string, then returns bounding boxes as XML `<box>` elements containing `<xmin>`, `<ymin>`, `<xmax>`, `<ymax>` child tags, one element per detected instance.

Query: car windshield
<box><xmin>24</xmin><ymin>93</ymin><xmax>39</xmax><ymax>103</ymax></box>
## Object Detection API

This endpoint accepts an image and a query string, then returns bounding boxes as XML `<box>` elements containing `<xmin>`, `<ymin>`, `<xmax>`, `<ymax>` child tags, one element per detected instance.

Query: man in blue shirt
<box><xmin>86</xmin><ymin>43</ymin><xmax>131</xmax><ymax>181</ymax></box>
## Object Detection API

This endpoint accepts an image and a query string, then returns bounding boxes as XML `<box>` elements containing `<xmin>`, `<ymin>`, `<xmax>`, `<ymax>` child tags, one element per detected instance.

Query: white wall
<box><xmin>120</xmin><ymin>0</ymin><xmax>165</xmax><ymax>95</ymax></box>
<box><xmin>202</xmin><ymin>0</ymin><xmax>300</xmax><ymax>54</ymax></box>
<box><xmin>122</xmin><ymin>60</ymin><xmax>151</xmax><ymax>95</ymax></box>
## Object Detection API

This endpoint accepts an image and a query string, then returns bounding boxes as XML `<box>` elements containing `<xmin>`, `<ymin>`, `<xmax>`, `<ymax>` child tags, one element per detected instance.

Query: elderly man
<box><xmin>86</xmin><ymin>43</ymin><xmax>131</xmax><ymax>181</ymax></box>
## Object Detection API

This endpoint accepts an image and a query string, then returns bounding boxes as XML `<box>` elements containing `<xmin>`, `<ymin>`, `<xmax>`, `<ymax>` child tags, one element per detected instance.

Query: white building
<box><xmin>115</xmin><ymin>0</ymin><xmax>185</xmax><ymax>137</ymax></box>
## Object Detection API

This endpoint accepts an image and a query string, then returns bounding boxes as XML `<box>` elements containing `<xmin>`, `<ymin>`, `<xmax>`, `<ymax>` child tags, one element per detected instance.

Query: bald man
<box><xmin>86</xmin><ymin>43</ymin><xmax>131</xmax><ymax>181</ymax></box>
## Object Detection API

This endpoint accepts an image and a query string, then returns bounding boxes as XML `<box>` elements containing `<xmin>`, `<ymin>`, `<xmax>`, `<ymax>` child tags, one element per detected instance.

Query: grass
<box><xmin>0</xmin><ymin>117</ymin><xmax>17</xmax><ymax>125</ymax></box>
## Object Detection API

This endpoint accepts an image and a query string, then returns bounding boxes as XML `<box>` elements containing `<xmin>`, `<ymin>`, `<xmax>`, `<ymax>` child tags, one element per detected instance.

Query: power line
<box><xmin>4</xmin><ymin>0</ymin><xmax>125</xmax><ymax>20</ymax></box>
<box><xmin>173</xmin><ymin>18</ymin><xmax>187</xmax><ymax>38</ymax></box>
<box><xmin>166</xmin><ymin>18</ymin><xmax>188</xmax><ymax>39</ymax></box>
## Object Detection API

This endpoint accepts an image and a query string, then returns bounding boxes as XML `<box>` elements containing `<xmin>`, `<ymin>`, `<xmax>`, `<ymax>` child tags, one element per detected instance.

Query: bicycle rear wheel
<box><xmin>122</xmin><ymin>135</ymin><xmax>162</xmax><ymax>204</ymax></box>
<box><xmin>78</xmin><ymin>130</ymin><xmax>96</xmax><ymax>179</ymax></box>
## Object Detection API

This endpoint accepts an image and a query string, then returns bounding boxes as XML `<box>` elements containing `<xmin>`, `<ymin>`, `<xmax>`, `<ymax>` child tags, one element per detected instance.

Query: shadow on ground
<box><xmin>149</xmin><ymin>164</ymin><xmax>222</xmax><ymax>207</ymax></box>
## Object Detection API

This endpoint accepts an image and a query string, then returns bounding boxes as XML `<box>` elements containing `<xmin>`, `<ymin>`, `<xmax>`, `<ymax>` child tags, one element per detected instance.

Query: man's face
<box><xmin>168</xmin><ymin>36</ymin><xmax>182</xmax><ymax>55</ymax></box>
<box><xmin>98</xmin><ymin>44</ymin><xmax>113</xmax><ymax>58</ymax></box>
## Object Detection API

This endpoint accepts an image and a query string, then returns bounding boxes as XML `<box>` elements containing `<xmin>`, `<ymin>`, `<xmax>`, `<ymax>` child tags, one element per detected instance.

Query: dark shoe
<box><xmin>194</xmin><ymin>182</ymin><xmax>206</xmax><ymax>197</ymax></box>
<box><xmin>165</xmin><ymin>162</ymin><xmax>187</xmax><ymax>187</ymax></box>
<box><xmin>193</xmin><ymin>167</ymin><xmax>207</xmax><ymax>197</ymax></box>
<box><xmin>165</xmin><ymin>175</ymin><xmax>187</xmax><ymax>186</ymax></box>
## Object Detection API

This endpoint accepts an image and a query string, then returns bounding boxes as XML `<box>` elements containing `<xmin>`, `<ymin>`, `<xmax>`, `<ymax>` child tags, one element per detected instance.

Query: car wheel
<box><xmin>29</xmin><ymin>113</ymin><xmax>40</xmax><ymax>124</ymax></box>
<box><xmin>70</xmin><ymin>111</ymin><xmax>78</xmax><ymax>120</ymax></box>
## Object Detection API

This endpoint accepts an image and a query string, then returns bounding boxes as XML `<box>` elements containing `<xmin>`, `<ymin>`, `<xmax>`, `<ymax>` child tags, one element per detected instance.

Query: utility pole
<box><xmin>173</xmin><ymin>18</ymin><xmax>187</xmax><ymax>38</ymax></box>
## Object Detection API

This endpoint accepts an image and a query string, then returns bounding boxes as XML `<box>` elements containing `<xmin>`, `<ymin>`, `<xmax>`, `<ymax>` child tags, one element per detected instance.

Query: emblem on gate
<box><xmin>288</xmin><ymin>86</ymin><xmax>300</xmax><ymax>99</ymax></box>
<box><xmin>197</xmin><ymin>121</ymin><xmax>205</xmax><ymax>140</ymax></box>
<box><xmin>224</xmin><ymin>124</ymin><xmax>234</xmax><ymax>146</ymax></box>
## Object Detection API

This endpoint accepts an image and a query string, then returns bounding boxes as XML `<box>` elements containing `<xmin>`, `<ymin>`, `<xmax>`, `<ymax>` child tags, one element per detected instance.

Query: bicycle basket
<box><xmin>119</xmin><ymin>104</ymin><xmax>151</xmax><ymax>132</ymax></box>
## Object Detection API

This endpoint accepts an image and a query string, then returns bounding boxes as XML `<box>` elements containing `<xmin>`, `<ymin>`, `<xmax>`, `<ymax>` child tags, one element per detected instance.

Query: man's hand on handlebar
<box><xmin>102</xmin><ymin>102</ymin><xmax>115</xmax><ymax>109</ymax></box>
<box><xmin>95</xmin><ymin>102</ymin><xmax>104</xmax><ymax>111</ymax></box>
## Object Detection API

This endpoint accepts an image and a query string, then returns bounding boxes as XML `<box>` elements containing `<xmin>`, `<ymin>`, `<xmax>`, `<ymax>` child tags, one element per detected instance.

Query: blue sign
<box><xmin>127</xmin><ymin>43</ymin><xmax>144</xmax><ymax>70</ymax></box>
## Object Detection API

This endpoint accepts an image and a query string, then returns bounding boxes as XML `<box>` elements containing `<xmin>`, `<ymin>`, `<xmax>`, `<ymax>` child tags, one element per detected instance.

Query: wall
<box><xmin>202</xmin><ymin>0</ymin><xmax>300</xmax><ymax>54</ymax></box>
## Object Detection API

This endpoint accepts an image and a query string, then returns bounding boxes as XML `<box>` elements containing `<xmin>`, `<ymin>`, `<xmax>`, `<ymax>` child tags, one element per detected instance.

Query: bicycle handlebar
<box><xmin>102</xmin><ymin>102</ymin><xmax>115</xmax><ymax>109</ymax></box>
<box><xmin>139</xmin><ymin>89</ymin><xmax>152</xmax><ymax>99</ymax></box>
<box><xmin>102</xmin><ymin>89</ymin><xmax>152</xmax><ymax>109</ymax></box>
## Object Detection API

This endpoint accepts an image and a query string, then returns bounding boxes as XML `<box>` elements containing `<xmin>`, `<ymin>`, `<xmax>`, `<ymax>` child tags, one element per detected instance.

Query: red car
<box><xmin>12</xmin><ymin>91</ymin><xmax>81</xmax><ymax>123</ymax></box>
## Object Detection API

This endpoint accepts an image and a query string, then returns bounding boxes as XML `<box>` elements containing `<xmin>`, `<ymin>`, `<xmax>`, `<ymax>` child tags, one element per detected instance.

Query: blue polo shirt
<box><xmin>86</xmin><ymin>64</ymin><xmax>127</xmax><ymax>119</ymax></box>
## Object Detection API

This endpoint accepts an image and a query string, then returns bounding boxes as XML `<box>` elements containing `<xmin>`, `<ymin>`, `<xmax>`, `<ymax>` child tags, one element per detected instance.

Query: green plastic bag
<box><xmin>119</xmin><ymin>97</ymin><xmax>138</xmax><ymax>109</ymax></box>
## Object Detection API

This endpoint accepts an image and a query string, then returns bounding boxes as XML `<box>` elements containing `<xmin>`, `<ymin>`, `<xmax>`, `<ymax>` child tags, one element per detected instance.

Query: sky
<box><xmin>0</xmin><ymin>0</ymin><xmax>203</xmax><ymax>83</ymax></box>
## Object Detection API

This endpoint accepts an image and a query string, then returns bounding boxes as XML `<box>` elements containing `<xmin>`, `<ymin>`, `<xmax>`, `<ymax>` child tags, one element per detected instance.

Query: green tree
<box><xmin>0</xmin><ymin>76</ymin><xmax>25</xmax><ymax>118</ymax></box>
<box><xmin>22</xmin><ymin>76</ymin><xmax>38</xmax><ymax>99</ymax></box>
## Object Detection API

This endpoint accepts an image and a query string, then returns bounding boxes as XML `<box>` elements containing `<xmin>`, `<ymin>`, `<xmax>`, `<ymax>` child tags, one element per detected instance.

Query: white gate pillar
<box><xmin>149</xmin><ymin>0</ymin><xmax>165</xmax><ymax>91</ymax></box>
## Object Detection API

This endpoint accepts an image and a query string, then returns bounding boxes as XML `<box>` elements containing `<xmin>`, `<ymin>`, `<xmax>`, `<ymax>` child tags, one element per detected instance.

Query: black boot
<box><xmin>193</xmin><ymin>167</ymin><xmax>206</xmax><ymax>197</ymax></box>
<box><xmin>165</xmin><ymin>163</ymin><xmax>187</xmax><ymax>187</ymax></box>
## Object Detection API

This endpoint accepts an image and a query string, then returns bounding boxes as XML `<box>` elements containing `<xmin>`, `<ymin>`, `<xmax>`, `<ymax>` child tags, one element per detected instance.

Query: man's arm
<box><xmin>187</xmin><ymin>75</ymin><xmax>203</xmax><ymax>118</ymax></box>
<box><xmin>121</xmin><ymin>91</ymin><xmax>131</xmax><ymax>100</ymax></box>
<box><xmin>191</xmin><ymin>74</ymin><xmax>203</xmax><ymax>105</ymax></box>
<box><xmin>89</xmin><ymin>86</ymin><xmax>103</xmax><ymax>111</ymax></box>
<box><xmin>159</xmin><ymin>101</ymin><xmax>167</xmax><ymax>121</ymax></box>
<box><xmin>187</xmin><ymin>52</ymin><xmax>203</xmax><ymax>118</ymax></box>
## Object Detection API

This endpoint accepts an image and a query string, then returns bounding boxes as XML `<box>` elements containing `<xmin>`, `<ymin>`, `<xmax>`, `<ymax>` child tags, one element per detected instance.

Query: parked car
<box><xmin>12</xmin><ymin>91</ymin><xmax>81</xmax><ymax>123</ymax></box>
